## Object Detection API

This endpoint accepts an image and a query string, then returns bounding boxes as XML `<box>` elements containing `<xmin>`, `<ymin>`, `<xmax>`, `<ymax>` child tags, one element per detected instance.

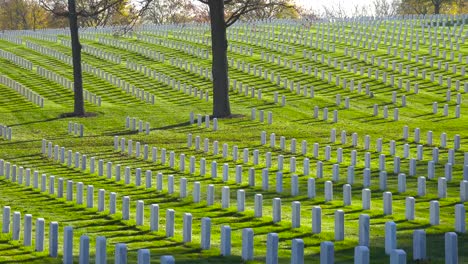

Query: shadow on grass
<box><xmin>8</xmin><ymin>111</ymin><xmax>101</xmax><ymax>128</ymax></box>
<box><xmin>7</xmin><ymin>117</ymin><xmax>62</xmax><ymax>127</ymax></box>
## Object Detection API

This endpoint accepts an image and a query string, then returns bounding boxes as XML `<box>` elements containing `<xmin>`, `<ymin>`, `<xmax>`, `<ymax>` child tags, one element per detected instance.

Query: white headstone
<box><xmin>242</xmin><ymin>228</ymin><xmax>254</xmax><ymax>261</ymax></box>
<box><xmin>312</xmin><ymin>206</ymin><xmax>321</xmax><ymax>234</ymax></box>
<box><xmin>445</xmin><ymin>232</ymin><xmax>458</xmax><ymax>264</ymax></box>
<box><xmin>413</xmin><ymin>229</ymin><xmax>426</xmax><ymax>261</ymax></box>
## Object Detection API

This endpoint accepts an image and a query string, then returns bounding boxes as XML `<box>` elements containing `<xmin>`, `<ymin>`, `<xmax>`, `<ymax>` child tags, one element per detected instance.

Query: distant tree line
<box><xmin>397</xmin><ymin>0</ymin><xmax>466</xmax><ymax>15</ymax></box>
<box><xmin>0</xmin><ymin>0</ymin><xmax>142</xmax><ymax>31</ymax></box>
<box><xmin>307</xmin><ymin>0</ymin><xmax>467</xmax><ymax>19</ymax></box>
<box><xmin>0</xmin><ymin>0</ymin><xmax>65</xmax><ymax>30</ymax></box>
<box><xmin>0</xmin><ymin>0</ymin><xmax>300</xmax><ymax>31</ymax></box>
<box><xmin>1</xmin><ymin>0</ymin><xmax>465</xmax><ymax>31</ymax></box>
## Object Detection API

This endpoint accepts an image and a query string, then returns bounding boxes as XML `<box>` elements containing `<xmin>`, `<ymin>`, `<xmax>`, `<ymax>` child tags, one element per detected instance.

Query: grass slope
<box><xmin>0</xmin><ymin>19</ymin><xmax>467</xmax><ymax>263</ymax></box>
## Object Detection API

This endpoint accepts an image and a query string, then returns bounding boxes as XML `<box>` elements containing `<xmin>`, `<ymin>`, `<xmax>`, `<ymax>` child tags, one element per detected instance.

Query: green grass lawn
<box><xmin>0</xmin><ymin>18</ymin><xmax>467</xmax><ymax>263</ymax></box>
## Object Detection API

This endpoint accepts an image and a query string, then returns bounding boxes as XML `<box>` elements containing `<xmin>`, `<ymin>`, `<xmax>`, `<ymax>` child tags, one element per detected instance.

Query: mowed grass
<box><xmin>0</xmin><ymin>19</ymin><xmax>467</xmax><ymax>263</ymax></box>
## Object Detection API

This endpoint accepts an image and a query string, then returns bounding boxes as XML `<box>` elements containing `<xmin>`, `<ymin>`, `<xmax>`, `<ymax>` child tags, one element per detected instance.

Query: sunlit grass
<box><xmin>0</xmin><ymin>20</ymin><xmax>467</xmax><ymax>263</ymax></box>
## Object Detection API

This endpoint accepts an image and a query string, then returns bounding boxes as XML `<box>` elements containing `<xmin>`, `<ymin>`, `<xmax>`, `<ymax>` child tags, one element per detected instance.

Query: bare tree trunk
<box><xmin>208</xmin><ymin>0</ymin><xmax>231</xmax><ymax>118</ymax></box>
<box><xmin>68</xmin><ymin>0</ymin><xmax>85</xmax><ymax>116</ymax></box>
<box><xmin>32</xmin><ymin>9</ymin><xmax>37</xmax><ymax>31</ymax></box>
<box><xmin>434</xmin><ymin>3</ymin><xmax>441</xmax><ymax>14</ymax></box>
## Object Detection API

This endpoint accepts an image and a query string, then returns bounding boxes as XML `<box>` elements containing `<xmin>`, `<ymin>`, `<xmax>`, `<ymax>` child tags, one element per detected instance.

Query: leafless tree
<box><xmin>144</xmin><ymin>0</ymin><xmax>197</xmax><ymax>24</ymax></box>
<box><xmin>351</xmin><ymin>4</ymin><xmax>370</xmax><ymax>17</ymax></box>
<box><xmin>321</xmin><ymin>2</ymin><xmax>347</xmax><ymax>19</ymax></box>
<box><xmin>196</xmin><ymin>0</ymin><xmax>294</xmax><ymax>118</ymax></box>
<box><xmin>297</xmin><ymin>6</ymin><xmax>320</xmax><ymax>29</ymax></box>
<box><xmin>40</xmin><ymin>0</ymin><xmax>152</xmax><ymax>116</ymax></box>
<box><xmin>235</xmin><ymin>0</ymin><xmax>299</xmax><ymax>20</ymax></box>
<box><xmin>373</xmin><ymin>0</ymin><xmax>400</xmax><ymax>17</ymax></box>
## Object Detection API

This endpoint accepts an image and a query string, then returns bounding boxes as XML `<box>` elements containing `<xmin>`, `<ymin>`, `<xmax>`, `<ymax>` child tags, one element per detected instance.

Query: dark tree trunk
<box><xmin>68</xmin><ymin>0</ymin><xmax>85</xmax><ymax>116</ymax></box>
<box><xmin>434</xmin><ymin>3</ymin><xmax>441</xmax><ymax>14</ymax></box>
<box><xmin>208</xmin><ymin>0</ymin><xmax>231</xmax><ymax>118</ymax></box>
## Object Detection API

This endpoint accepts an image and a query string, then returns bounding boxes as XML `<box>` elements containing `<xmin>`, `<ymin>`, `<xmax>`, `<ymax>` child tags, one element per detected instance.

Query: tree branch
<box><xmin>39</xmin><ymin>0</ymin><xmax>69</xmax><ymax>16</ymax></box>
<box><xmin>225</xmin><ymin>0</ymin><xmax>293</xmax><ymax>27</ymax></box>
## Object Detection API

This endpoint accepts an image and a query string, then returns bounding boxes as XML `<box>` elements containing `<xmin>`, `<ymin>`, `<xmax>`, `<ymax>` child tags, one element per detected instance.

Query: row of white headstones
<box><xmin>61</xmin><ymin>39</ymin><xmax>122</xmax><ymax>64</ymax></box>
<box><xmin>123</xmin><ymin>37</ymin><xmax>294</xmax><ymax>108</ymax></box>
<box><xmin>3</xmin><ymin>26</ymin><xmax>462</xmax><ymax>130</ymax></box>
<box><xmin>11</xmin><ymin>38</ymin><xmax>157</xmax><ymax>106</ymax></box>
<box><xmin>81</xmin><ymin>61</ymin><xmax>156</xmax><ymax>104</ymax></box>
<box><xmin>136</xmin><ymin>30</ymin><xmax>334</xmax><ymax>110</ymax></box>
<box><xmin>19</xmin><ymin>30</ymin><xmax>336</xmax><ymax>112</ymax></box>
<box><xmin>3</xmin><ymin>134</ymin><xmax>465</xmax><ymax>263</ymax></box>
<box><xmin>266</xmin><ymin>46</ymin><xmax>465</xmax><ymax>100</ymax></box>
<box><xmin>2</xmin><ymin>200</ymin><xmax>460</xmax><ymax>264</ymax></box>
<box><xmin>6</xmin><ymin>40</ymin><xmax>102</xmax><ymax>107</ymax></box>
<box><xmin>183</xmin><ymin>132</ymin><xmax>461</xmax><ymax>171</ymax></box>
<box><xmin>165</xmin><ymin>18</ymin><xmax>468</xmax><ymax>102</ymax></box>
<box><xmin>38</xmin><ymin>37</ymin><xmax>154</xmax><ymax>104</ymax></box>
<box><xmin>36</xmin><ymin>65</ymin><xmax>102</xmax><ymax>106</ymax></box>
<box><xmin>111</xmin><ymin>123</ymin><xmax>465</xmax><ymax>183</ymax></box>
<box><xmin>4</xmin><ymin>146</ymin><xmax>468</xmax><ymax>228</ymax></box>
<box><xmin>0</xmin><ymin>48</ymin><xmax>33</xmax><ymax>70</ymax></box>
<box><xmin>125</xmin><ymin>60</ymin><xmax>209</xmax><ymax>102</ymax></box>
<box><xmin>86</xmin><ymin>14</ymin><xmax>468</xmax><ymax>39</ymax></box>
<box><xmin>108</xmin><ymin>20</ymin><xmax>466</xmax><ymax>67</ymax></box>
<box><xmin>11</xmin><ymin>40</ymin><xmax>464</xmax><ymax>173</ymax></box>
<box><xmin>0</xmin><ymin>34</ymin><xmax>22</xmax><ymax>45</ymax></box>
<box><xmin>348</xmin><ymin>46</ymin><xmax>467</xmax><ymax>90</ymax></box>
<box><xmin>35</xmin><ymin>127</ymin><xmax>468</xmax><ymax>202</ymax></box>
<box><xmin>19</xmin><ymin>26</ymin><xmax>450</xmax><ymax>119</ymax></box>
<box><xmin>222</xmin><ymin>43</ymin><xmax>464</xmax><ymax>120</ymax></box>
<box><xmin>0</xmin><ymin>157</ymin><xmax>323</xmax><ymax>263</ymax></box>
<box><xmin>98</xmin><ymin>36</ymin><xmax>166</xmax><ymax>63</ymax></box>
<box><xmin>135</xmin><ymin>34</ymin><xmax>210</xmax><ymax>60</ymax></box>
<box><xmin>169</xmin><ymin>29</ymin><xmax>256</xmax><ymax>57</ymax></box>
<box><xmin>1</xmin><ymin>204</ymin><xmax>175</xmax><ymax>264</ymax></box>
<box><xmin>8</xmin><ymin>31</ymin><xmax>58</xmax><ymax>42</ymax></box>
<box><xmin>222</xmin><ymin>17</ymin><xmax>467</xmax><ymax>53</ymax></box>
<box><xmin>7</xmin><ymin>14</ymin><xmax>468</xmax><ymax>55</ymax></box>
<box><xmin>37</xmin><ymin>130</ymin><xmax>468</xmax><ymax>208</ymax></box>
<box><xmin>26</xmin><ymin>40</ymin><xmax>72</xmax><ymax>65</ymax></box>
<box><xmin>24</xmin><ymin>35</ymin><xmax>208</xmax><ymax>106</ymax></box>
<box><xmin>43</xmin><ymin>131</ymin><xmax>468</xmax><ymax>219</ymax></box>
<box><xmin>169</xmin><ymin>18</ymin><xmax>466</xmax><ymax>61</ymax></box>
<box><xmin>125</xmin><ymin>117</ymin><xmax>150</xmax><ymax>134</ymax></box>
<box><xmin>7</xmin><ymin>25</ymin><xmax>460</xmax><ymax>105</ymax></box>
<box><xmin>68</xmin><ymin>122</ymin><xmax>84</xmax><ymax>137</ymax></box>
<box><xmin>207</xmin><ymin>20</ymin><xmax>463</xmax><ymax>93</ymax></box>
<box><xmin>0</xmin><ymin>74</ymin><xmax>44</xmax><ymax>108</ymax></box>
